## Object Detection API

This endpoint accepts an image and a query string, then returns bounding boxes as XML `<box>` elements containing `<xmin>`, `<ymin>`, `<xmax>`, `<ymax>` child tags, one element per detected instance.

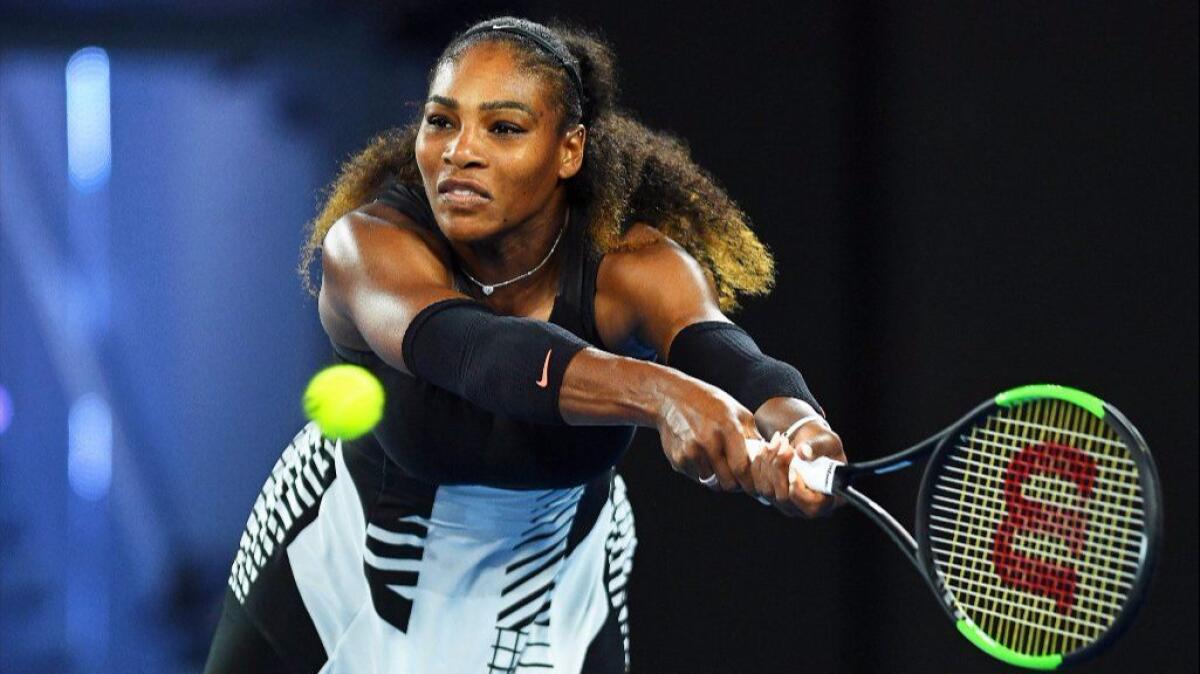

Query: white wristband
<box><xmin>782</xmin><ymin>414</ymin><xmax>828</xmax><ymax>443</ymax></box>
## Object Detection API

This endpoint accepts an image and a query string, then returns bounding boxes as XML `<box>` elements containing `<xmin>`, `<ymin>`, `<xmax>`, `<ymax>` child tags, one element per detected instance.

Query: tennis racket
<box><xmin>746</xmin><ymin>384</ymin><xmax>1161</xmax><ymax>670</ymax></box>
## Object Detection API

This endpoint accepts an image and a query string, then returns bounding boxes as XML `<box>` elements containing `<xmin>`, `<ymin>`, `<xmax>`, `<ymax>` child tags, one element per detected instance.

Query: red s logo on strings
<box><xmin>992</xmin><ymin>442</ymin><xmax>1097</xmax><ymax>614</ymax></box>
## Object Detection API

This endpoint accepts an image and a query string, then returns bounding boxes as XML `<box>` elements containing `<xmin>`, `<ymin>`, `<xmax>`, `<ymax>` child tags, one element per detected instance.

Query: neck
<box><xmin>452</xmin><ymin>195</ymin><xmax>569</xmax><ymax>305</ymax></box>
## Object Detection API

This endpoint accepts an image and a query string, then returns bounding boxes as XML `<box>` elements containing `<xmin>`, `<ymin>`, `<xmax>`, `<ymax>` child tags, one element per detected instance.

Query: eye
<box><xmin>424</xmin><ymin>114</ymin><xmax>452</xmax><ymax>129</ymax></box>
<box><xmin>491</xmin><ymin>121</ymin><xmax>525</xmax><ymax>135</ymax></box>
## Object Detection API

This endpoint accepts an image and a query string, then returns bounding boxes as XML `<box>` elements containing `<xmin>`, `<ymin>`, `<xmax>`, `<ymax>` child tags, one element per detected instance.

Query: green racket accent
<box><xmin>994</xmin><ymin>384</ymin><xmax>1105</xmax><ymax>419</ymax></box>
<box><xmin>956</xmin><ymin>619</ymin><xmax>1063</xmax><ymax>670</ymax></box>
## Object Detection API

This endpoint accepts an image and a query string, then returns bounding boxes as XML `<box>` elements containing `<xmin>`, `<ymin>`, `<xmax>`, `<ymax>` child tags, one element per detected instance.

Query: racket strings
<box><xmin>927</xmin><ymin>399</ymin><xmax>1145</xmax><ymax>658</ymax></box>
<box><xmin>929</xmin><ymin>520</ymin><xmax>1138</xmax><ymax>581</ymax></box>
<box><xmin>999</xmin><ymin>401</ymin><xmax>1140</xmax><ymax>656</ymax></box>
<box><xmin>928</xmin><ymin>499</ymin><xmax>1140</xmax><ymax>571</ymax></box>
<box><xmin>935</xmin><ymin>470</ymin><xmax>1145</xmax><ymax>528</ymax></box>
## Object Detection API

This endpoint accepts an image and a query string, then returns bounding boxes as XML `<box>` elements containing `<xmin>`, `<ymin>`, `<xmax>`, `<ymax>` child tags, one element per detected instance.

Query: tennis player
<box><xmin>204</xmin><ymin>16</ymin><xmax>846</xmax><ymax>674</ymax></box>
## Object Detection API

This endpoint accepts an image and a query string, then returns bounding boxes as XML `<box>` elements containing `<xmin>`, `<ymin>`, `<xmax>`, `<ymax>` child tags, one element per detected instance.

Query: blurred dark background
<box><xmin>0</xmin><ymin>1</ymin><xmax>1195</xmax><ymax>672</ymax></box>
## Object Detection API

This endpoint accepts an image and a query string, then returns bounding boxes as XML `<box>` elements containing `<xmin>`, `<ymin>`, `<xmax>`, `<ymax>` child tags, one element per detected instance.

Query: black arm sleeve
<box><xmin>401</xmin><ymin>298</ymin><xmax>590</xmax><ymax>424</ymax></box>
<box><xmin>666</xmin><ymin>321</ymin><xmax>821</xmax><ymax>414</ymax></box>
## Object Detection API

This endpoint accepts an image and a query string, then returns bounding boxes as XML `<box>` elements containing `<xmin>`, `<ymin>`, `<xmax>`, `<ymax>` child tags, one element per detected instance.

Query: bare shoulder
<box><xmin>594</xmin><ymin>223</ymin><xmax>725</xmax><ymax>357</ymax></box>
<box><xmin>322</xmin><ymin>201</ymin><xmax>451</xmax><ymax>276</ymax></box>
<box><xmin>318</xmin><ymin>202</ymin><xmax>454</xmax><ymax>349</ymax></box>
<box><xmin>598</xmin><ymin>223</ymin><xmax>718</xmax><ymax>302</ymax></box>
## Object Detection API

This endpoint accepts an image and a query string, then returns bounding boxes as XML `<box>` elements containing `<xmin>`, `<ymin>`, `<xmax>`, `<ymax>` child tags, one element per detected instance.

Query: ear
<box><xmin>557</xmin><ymin>124</ymin><xmax>587</xmax><ymax>180</ymax></box>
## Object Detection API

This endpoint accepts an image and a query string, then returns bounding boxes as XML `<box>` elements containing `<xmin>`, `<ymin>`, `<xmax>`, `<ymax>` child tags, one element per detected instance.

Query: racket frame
<box><xmin>825</xmin><ymin>387</ymin><xmax>1162</xmax><ymax>669</ymax></box>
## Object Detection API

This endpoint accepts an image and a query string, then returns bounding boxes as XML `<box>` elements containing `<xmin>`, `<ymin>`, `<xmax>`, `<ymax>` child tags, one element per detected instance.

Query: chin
<box><xmin>436</xmin><ymin>209</ymin><xmax>502</xmax><ymax>243</ymax></box>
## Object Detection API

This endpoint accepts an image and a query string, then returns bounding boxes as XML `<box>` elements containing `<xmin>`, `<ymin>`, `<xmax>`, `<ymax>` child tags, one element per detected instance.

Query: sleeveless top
<box><xmin>331</xmin><ymin>180</ymin><xmax>650</xmax><ymax>491</ymax></box>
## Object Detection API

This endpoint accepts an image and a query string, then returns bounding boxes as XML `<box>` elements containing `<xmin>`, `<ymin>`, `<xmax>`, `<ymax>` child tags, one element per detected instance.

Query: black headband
<box><xmin>456</xmin><ymin>21</ymin><xmax>586</xmax><ymax>112</ymax></box>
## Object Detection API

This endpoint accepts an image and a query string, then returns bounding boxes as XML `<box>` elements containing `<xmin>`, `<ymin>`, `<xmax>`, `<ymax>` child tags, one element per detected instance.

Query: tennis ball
<box><xmin>303</xmin><ymin>364</ymin><xmax>385</xmax><ymax>440</ymax></box>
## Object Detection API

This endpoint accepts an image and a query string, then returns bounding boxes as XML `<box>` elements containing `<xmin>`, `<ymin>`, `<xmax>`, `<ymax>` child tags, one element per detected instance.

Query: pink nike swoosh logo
<box><xmin>536</xmin><ymin>349</ymin><xmax>552</xmax><ymax>388</ymax></box>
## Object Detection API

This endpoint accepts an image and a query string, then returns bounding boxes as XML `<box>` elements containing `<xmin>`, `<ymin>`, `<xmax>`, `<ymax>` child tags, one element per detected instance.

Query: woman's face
<box><xmin>415</xmin><ymin>42</ymin><xmax>584</xmax><ymax>243</ymax></box>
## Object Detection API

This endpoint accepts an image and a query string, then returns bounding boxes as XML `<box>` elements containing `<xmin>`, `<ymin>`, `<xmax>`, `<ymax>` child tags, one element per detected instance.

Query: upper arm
<box><xmin>595</xmin><ymin>224</ymin><xmax>729</xmax><ymax>361</ymax></box>
<box><xmin>319</xmin><ymin>202</ymin><xmax>467</xmax><ymax>373</ymax></box>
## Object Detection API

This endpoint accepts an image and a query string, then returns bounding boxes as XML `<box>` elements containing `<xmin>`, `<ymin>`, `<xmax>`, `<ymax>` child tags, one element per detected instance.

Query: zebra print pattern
<box><xmin>363</xmin><ymin>482</ymin><xmax>436</xmax><ymax>633</ymax></box>
<box><xmin>363</xmin><ymin>512</ymin><xmax>430</xmax><ymax>633</ymax></box>
<box><xmin>229</xmin><ymin>422</ymin><xmax>337</xmax><ymax>603</ymax></box>
<box><xmin>487</xmin><ymin>485</ymin><xmax>585</xmax><ymax>672</ymax></box>
<box><xmin>604</xmin><ymin>476</ymin><xmax>636</xmax><ymax>670</ymax></box>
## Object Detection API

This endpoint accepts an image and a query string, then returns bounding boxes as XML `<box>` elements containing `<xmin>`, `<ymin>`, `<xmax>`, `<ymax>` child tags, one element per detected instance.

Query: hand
<box><xmin>751</xmin><ymin>420</ymin><xmax>847</xmax><ymax>517</ymax></box>
<box><xmin>654</xmin><ymin>373</ymin><xmax>762</xmax><ymax>494</ymax></box>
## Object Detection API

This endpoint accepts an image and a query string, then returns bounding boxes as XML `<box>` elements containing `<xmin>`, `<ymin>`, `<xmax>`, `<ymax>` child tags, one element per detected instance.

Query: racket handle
<box><xmin>790</xmin><ymin>455</ymin><xmax>841</xmax><ymax>495</ymax></box>
<box><xmin>745</xmin><ymin>438</ymin><xmax>841</xmax><ymax>496</ymax></box>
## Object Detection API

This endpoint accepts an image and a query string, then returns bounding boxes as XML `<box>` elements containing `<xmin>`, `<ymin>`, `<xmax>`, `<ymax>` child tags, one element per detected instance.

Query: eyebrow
<box><xmin>425</xmin><ymin>95</ymin><xmax>537</xmax><ymax>117</ymax></box>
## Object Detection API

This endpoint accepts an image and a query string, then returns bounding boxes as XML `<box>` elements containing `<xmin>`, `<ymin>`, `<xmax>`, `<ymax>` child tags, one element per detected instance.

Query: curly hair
<box><xmin>299</xmin><ymin>17</ymin><xmax>774</xmax><ymax>311</ymax></box>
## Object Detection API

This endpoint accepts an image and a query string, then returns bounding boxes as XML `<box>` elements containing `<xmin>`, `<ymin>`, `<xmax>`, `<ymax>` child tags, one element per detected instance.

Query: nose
<box><xmin>443</xmin><ymin>124</ymin><xmax>486</xmax><ymax>169</ymax></box>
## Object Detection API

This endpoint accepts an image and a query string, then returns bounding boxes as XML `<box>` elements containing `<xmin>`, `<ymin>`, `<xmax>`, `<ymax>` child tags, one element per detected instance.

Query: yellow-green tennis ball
<box><xmin>303</xmin><ymin>364</ymin><xmax>384</xmax><ymax>440</ymax></box>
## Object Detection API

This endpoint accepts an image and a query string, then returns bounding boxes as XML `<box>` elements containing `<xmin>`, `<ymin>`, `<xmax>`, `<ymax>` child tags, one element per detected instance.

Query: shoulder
<box><xmin>598</xmin><ymin>223</ymin><xmax>717</xmax><ymax>303</ymax></box>
<box><xmin>593</xmin><ymin>223</ymin><xmax>725</xmax><ymax>357</ymax></box>
<box><xmin>318</xmin><ymin>202</ymin><xmax>455</xmax><ymax>348</ymax></box>
<box><xmin>599</xmin><ymin>223</ymin><xmax>698</xmax><ymax>279</ymax></box>
<box><xmin>322</xmin><ymin>201</ymin><xmax>452</xmax><ymax>283</ymax></box>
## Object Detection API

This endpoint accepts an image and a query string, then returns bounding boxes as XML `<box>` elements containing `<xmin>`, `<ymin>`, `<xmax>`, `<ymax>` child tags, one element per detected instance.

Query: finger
<box><xmin>667</xmin><ymin>451</ymin><xmax>691</xmax><ymax>475</ymax></box>
<box><xmin>785</xmin><ymin>452</ymin><xmax>827</xmax><ymax>513</ymax></box>
<box><xmin>754</xmin><ymin>432</ymin><xmax>785</xmax><ymax>503</ymax></box>
<box><xmin>788</xmin><ymin>476</ymin><xmax>834</xmax><ymax>518</ymax></box>
<box><xmin>768</xmin><ymin>434</ymin><xmax>800</xmax><ymax>500</ymax></box>
<box><xmin>772</xmin><ymin>447</ymin><xmax>808</xmax><ymax>516</ymax></box>
<box><xmin>731</xmin><ymin>410</ymin><xmax>763</xmax><ymax>494</ymax></box>
<box><xmin>722</xmin><ymin>430</ymin><xmax>757</xmax><ymax>495</ymax></box>
<box><xmin>703</xmin><ymin>440</ymin><xmax>739</xmax><ymax>491</ymax></box>
<box><xmin>773</xmin><ymin>446</ymin><xmax>795</xmax><ymax>503</ymax></box>
<box><xmin>768</xmin><ymin>432</ymin><xmax>787</xmax><ymax>484</ymax></box>
<box><xmin>750</xmin><ymin>433</ymin><xmax>774</xmax><ymax>499</ymax></box>
<box><xmin>685</xmin><ymin>448</ymin><xmax>715</xmax><ymax>487</ymax></box>
<box><xmin>772</xmin><ymin>446</ymin><xmax>801</xmax><ymax>508</ymax></box>
<box><xmin>798</xmin><ymin>430</ymin><xmax>846</xmax><ymax>463</ymax></box>
<box><xmin>807</xmin><ymin>488</ymin><xmax>838</xmax><ymax>517</ymax></box>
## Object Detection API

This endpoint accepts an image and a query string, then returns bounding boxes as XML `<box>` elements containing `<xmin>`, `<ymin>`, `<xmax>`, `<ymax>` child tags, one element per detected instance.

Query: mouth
<box><xmin>437</xmin><ymin>177</ymin><xmax>492</xmax><ymax>208</ymax></box>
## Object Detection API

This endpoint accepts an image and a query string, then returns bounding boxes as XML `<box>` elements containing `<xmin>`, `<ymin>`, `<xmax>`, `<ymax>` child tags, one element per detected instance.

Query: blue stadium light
<box><xmin>65</xmin><ymin>47</ymin><xmax>111</xmax><ymax>192</ymax></box>
<box><xmin>68</xmin><ymin>393</ymin><xmax>112</xmax><ymax>500</ymax></box>
<box><xmin>0</xmin><ymin>384</ymin><xmax>12</xmax><ymax>435</ymax></box>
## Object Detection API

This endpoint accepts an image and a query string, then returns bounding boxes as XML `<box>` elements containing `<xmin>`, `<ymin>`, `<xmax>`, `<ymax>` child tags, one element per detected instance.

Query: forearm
<box><xmin>666</xmin><ymin>321</ymin><xmax>821</xmax><ymax>418</ymax></box>
<box><xmin>558</xmin><ymin>347</ymin><xmax>678</xmax><ymax>428</ymax></box>
<box><xmin>403</xmin><ymin>299</ymin><xmax>591</xmax><ymax>423</ymax></box>
<box><xmin>402</xmin><ymin>298</ymin><xmax>687</xmax><ymax>428</ymax></box>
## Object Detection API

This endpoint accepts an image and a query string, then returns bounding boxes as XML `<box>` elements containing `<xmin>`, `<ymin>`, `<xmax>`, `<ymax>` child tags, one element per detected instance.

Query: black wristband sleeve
<box><xmin>666</xmin><ymin>321</ymin><xmax>821</xmax><ymax>414</ymax></box>
<box><xmin>401</xmin><ymin>298</ymin><xmax>590</xmax><ymax>424</ymax></box>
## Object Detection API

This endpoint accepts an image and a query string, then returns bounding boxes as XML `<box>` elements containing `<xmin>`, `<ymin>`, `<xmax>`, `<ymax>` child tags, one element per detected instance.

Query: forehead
<box><xmin>429</xmin><ymin>42</ymin><xmax>552</xmax><ymax>111</ymax></box>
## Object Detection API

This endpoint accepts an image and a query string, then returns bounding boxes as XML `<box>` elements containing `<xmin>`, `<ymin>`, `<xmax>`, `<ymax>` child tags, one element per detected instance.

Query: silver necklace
<box><xmin>459</xmin><ymin>210</ymin><xmax>569</xmax><ymax>296</ymax></box>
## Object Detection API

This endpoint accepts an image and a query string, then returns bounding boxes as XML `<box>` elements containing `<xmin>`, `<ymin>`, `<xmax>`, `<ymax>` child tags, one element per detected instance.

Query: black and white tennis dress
<box><xmin>213</xmin><ymin>182</ymin><xmax>644</xmax><ymax>673</ymax></box>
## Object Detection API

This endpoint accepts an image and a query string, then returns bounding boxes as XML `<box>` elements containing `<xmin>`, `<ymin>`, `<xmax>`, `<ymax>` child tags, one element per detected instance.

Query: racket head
<box><xmin>914</xmin><ymin>384</ymin><xmax>1162</xmax><ymax>669</ymax></box>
